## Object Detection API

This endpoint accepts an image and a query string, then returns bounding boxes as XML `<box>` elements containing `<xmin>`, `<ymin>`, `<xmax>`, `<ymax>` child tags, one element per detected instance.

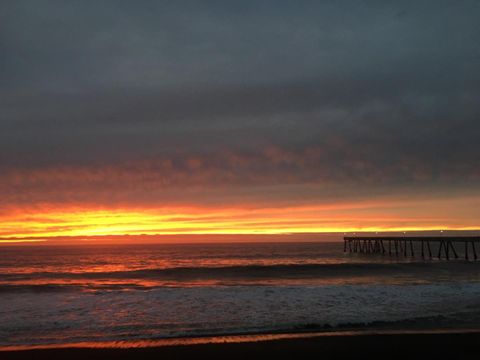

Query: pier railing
<box><xmin>343</xmin><ymin>236</ymin><xmax>480</xmax><ymax>260</ymax></box>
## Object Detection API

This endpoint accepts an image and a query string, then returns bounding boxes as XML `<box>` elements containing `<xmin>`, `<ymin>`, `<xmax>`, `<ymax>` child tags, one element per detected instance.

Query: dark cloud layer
<box><xmin>1</xmin><ymin>1</ymin><xmax>480</xmax><ymax>207</ymax></box>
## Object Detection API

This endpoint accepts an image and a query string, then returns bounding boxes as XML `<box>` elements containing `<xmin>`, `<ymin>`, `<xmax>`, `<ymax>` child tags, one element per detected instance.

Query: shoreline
<box><xmin>2</xmin><ymin>326</ymin><xmax>479</xmax><ymax>351</ymax></box>
<box><xmin>1</xmin><ymin>329</ymin><xmax>479</xmax><ymax>360</ymax></box>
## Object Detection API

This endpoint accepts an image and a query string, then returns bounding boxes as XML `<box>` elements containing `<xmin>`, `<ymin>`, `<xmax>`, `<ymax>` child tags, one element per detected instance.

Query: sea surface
<box><xmin>1</xmin><ymin>241</ymin><xmax>480</xmax><ymax>348</ymax></box>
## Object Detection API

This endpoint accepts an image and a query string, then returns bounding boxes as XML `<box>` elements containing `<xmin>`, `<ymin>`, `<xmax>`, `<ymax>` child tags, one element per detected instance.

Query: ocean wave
<box><xmin>0</xmin><ymin>283</ymin><xmax>157</xmax><ymax>293</ymax></box>
<box><xmin>2</xmin><ymin>283</ymin><xmax>480</xmax><ymax>348</ymax></box>
<box><xmin>1</xmin><ymin>262</ymin><xmax>477</xmax><ymax>293</ymax></box>
<box><xmin>0</xmin><ymin>262</ymin><xmax>447</xmax><ymax>281</ymax></box>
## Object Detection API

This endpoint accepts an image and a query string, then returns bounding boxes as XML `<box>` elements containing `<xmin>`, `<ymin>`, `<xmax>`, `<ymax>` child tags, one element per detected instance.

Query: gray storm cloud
<box><xmin>0</xmin><ymin>0</ymin><xmax>479</xmax><ymax>206</ymax></box>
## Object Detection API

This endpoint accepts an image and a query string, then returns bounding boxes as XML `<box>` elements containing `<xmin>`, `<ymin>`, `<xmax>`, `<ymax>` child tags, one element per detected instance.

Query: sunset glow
<box><xmin>2</xmin><ymin>2</ymin><xmax>480</xmax><ymax>355</ymax></box>
<box><xmin>1</xmin><ymin>2</ymin><xmax>480</xmax><ymax>246</ymax></box>
<box><xmin>2</xmin><ymin>193</ymin><xmax>479</xmax><ymax>243</ymax></box>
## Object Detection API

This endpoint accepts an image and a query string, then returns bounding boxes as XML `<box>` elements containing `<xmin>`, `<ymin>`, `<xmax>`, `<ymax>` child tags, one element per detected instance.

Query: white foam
<box><xmin>1</xmin><ymin>282</ymin><xmax>480</xmax><ymax>346</ymax></box>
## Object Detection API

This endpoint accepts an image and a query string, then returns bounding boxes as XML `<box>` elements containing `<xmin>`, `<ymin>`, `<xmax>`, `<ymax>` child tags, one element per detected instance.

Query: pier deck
<box><xmin>343</xmin><ymin>236</ymin><xmax>480</xmax><ymax>260</ymax></box>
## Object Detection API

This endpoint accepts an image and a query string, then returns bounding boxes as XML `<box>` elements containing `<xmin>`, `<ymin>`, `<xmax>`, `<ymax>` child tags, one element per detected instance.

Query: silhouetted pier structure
<box><xmin>344</xmin><ymin>236</ymin><xmax>480</xmax><ymax>260</ymax></box>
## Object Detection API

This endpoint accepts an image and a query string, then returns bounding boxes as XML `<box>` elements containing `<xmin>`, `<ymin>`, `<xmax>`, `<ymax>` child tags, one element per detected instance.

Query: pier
<box><xmin>343</xmin><ymin>236</ymin><xmax>480</xmax><ymax>260</ymax></box>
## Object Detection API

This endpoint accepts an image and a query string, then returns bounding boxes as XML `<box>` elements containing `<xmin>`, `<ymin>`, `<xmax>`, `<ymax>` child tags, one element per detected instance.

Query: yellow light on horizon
<box><xmin>0</xmin><ymin>202</ymin><xmax>479</xmax><ymax>243</ymax></box>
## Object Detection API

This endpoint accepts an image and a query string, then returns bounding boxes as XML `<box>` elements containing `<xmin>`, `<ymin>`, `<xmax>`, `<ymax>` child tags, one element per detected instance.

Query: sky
<box><xmin>1</xmin><ymin>1</ymin><xmax>480</xmax><ymax>242</ymax></box>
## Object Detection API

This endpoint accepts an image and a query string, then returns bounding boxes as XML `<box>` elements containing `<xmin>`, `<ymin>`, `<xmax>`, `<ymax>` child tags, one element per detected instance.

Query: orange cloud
<box><xmin>1</xmin><ymin>145</ymin><xmax>479</xmax><ymax>243</ymax></box>
<box><xmin>1</xmin><ymin>194</ymin><xmax>479</xmax><ymax>243</ymax></box>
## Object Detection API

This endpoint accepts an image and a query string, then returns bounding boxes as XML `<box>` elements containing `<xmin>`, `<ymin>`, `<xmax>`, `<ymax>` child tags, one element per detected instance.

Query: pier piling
<box><xmin>344</xmin><ymin>236</ymin><xmax>480</xmax><ymax>261</ymax></box>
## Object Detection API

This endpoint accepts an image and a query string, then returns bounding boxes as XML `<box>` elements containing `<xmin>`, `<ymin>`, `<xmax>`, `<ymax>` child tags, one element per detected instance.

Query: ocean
<box><xmin>1</xmin><ymin>241</ymin><xmax>480</xmax><ymax>349</ymax></box>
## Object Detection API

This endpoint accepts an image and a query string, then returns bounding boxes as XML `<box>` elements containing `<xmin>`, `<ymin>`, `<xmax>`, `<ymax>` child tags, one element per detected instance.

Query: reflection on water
<box><xmin>1</xmin><ymin>241</ymin><xmax>479</xmax><ymax>348</ymax></box>
<box><xmin>1</xmin><ymin>242</ymin><xmax>479</xmax><ymax>290</ymax></box>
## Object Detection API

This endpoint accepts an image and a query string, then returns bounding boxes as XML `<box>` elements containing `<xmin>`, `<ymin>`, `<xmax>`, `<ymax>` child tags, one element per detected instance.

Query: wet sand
<box><xmin>1</xmin><ymin>331</ymin><xmax>479</xmax><ymax>360</ymax></box>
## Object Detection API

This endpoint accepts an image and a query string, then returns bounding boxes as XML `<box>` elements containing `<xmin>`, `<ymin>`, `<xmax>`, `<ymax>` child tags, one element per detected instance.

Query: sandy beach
<box><xmin>1</xmin><ymin>331</ymin><xmax>479</xmax><ymax>360</ymax></box>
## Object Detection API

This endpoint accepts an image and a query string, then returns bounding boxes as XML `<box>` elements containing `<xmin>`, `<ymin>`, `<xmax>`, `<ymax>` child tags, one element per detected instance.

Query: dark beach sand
<box><xmin>1</xmin><ymin>331</ymin><xmax>479</xmax><ymax>360</ymax></box>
